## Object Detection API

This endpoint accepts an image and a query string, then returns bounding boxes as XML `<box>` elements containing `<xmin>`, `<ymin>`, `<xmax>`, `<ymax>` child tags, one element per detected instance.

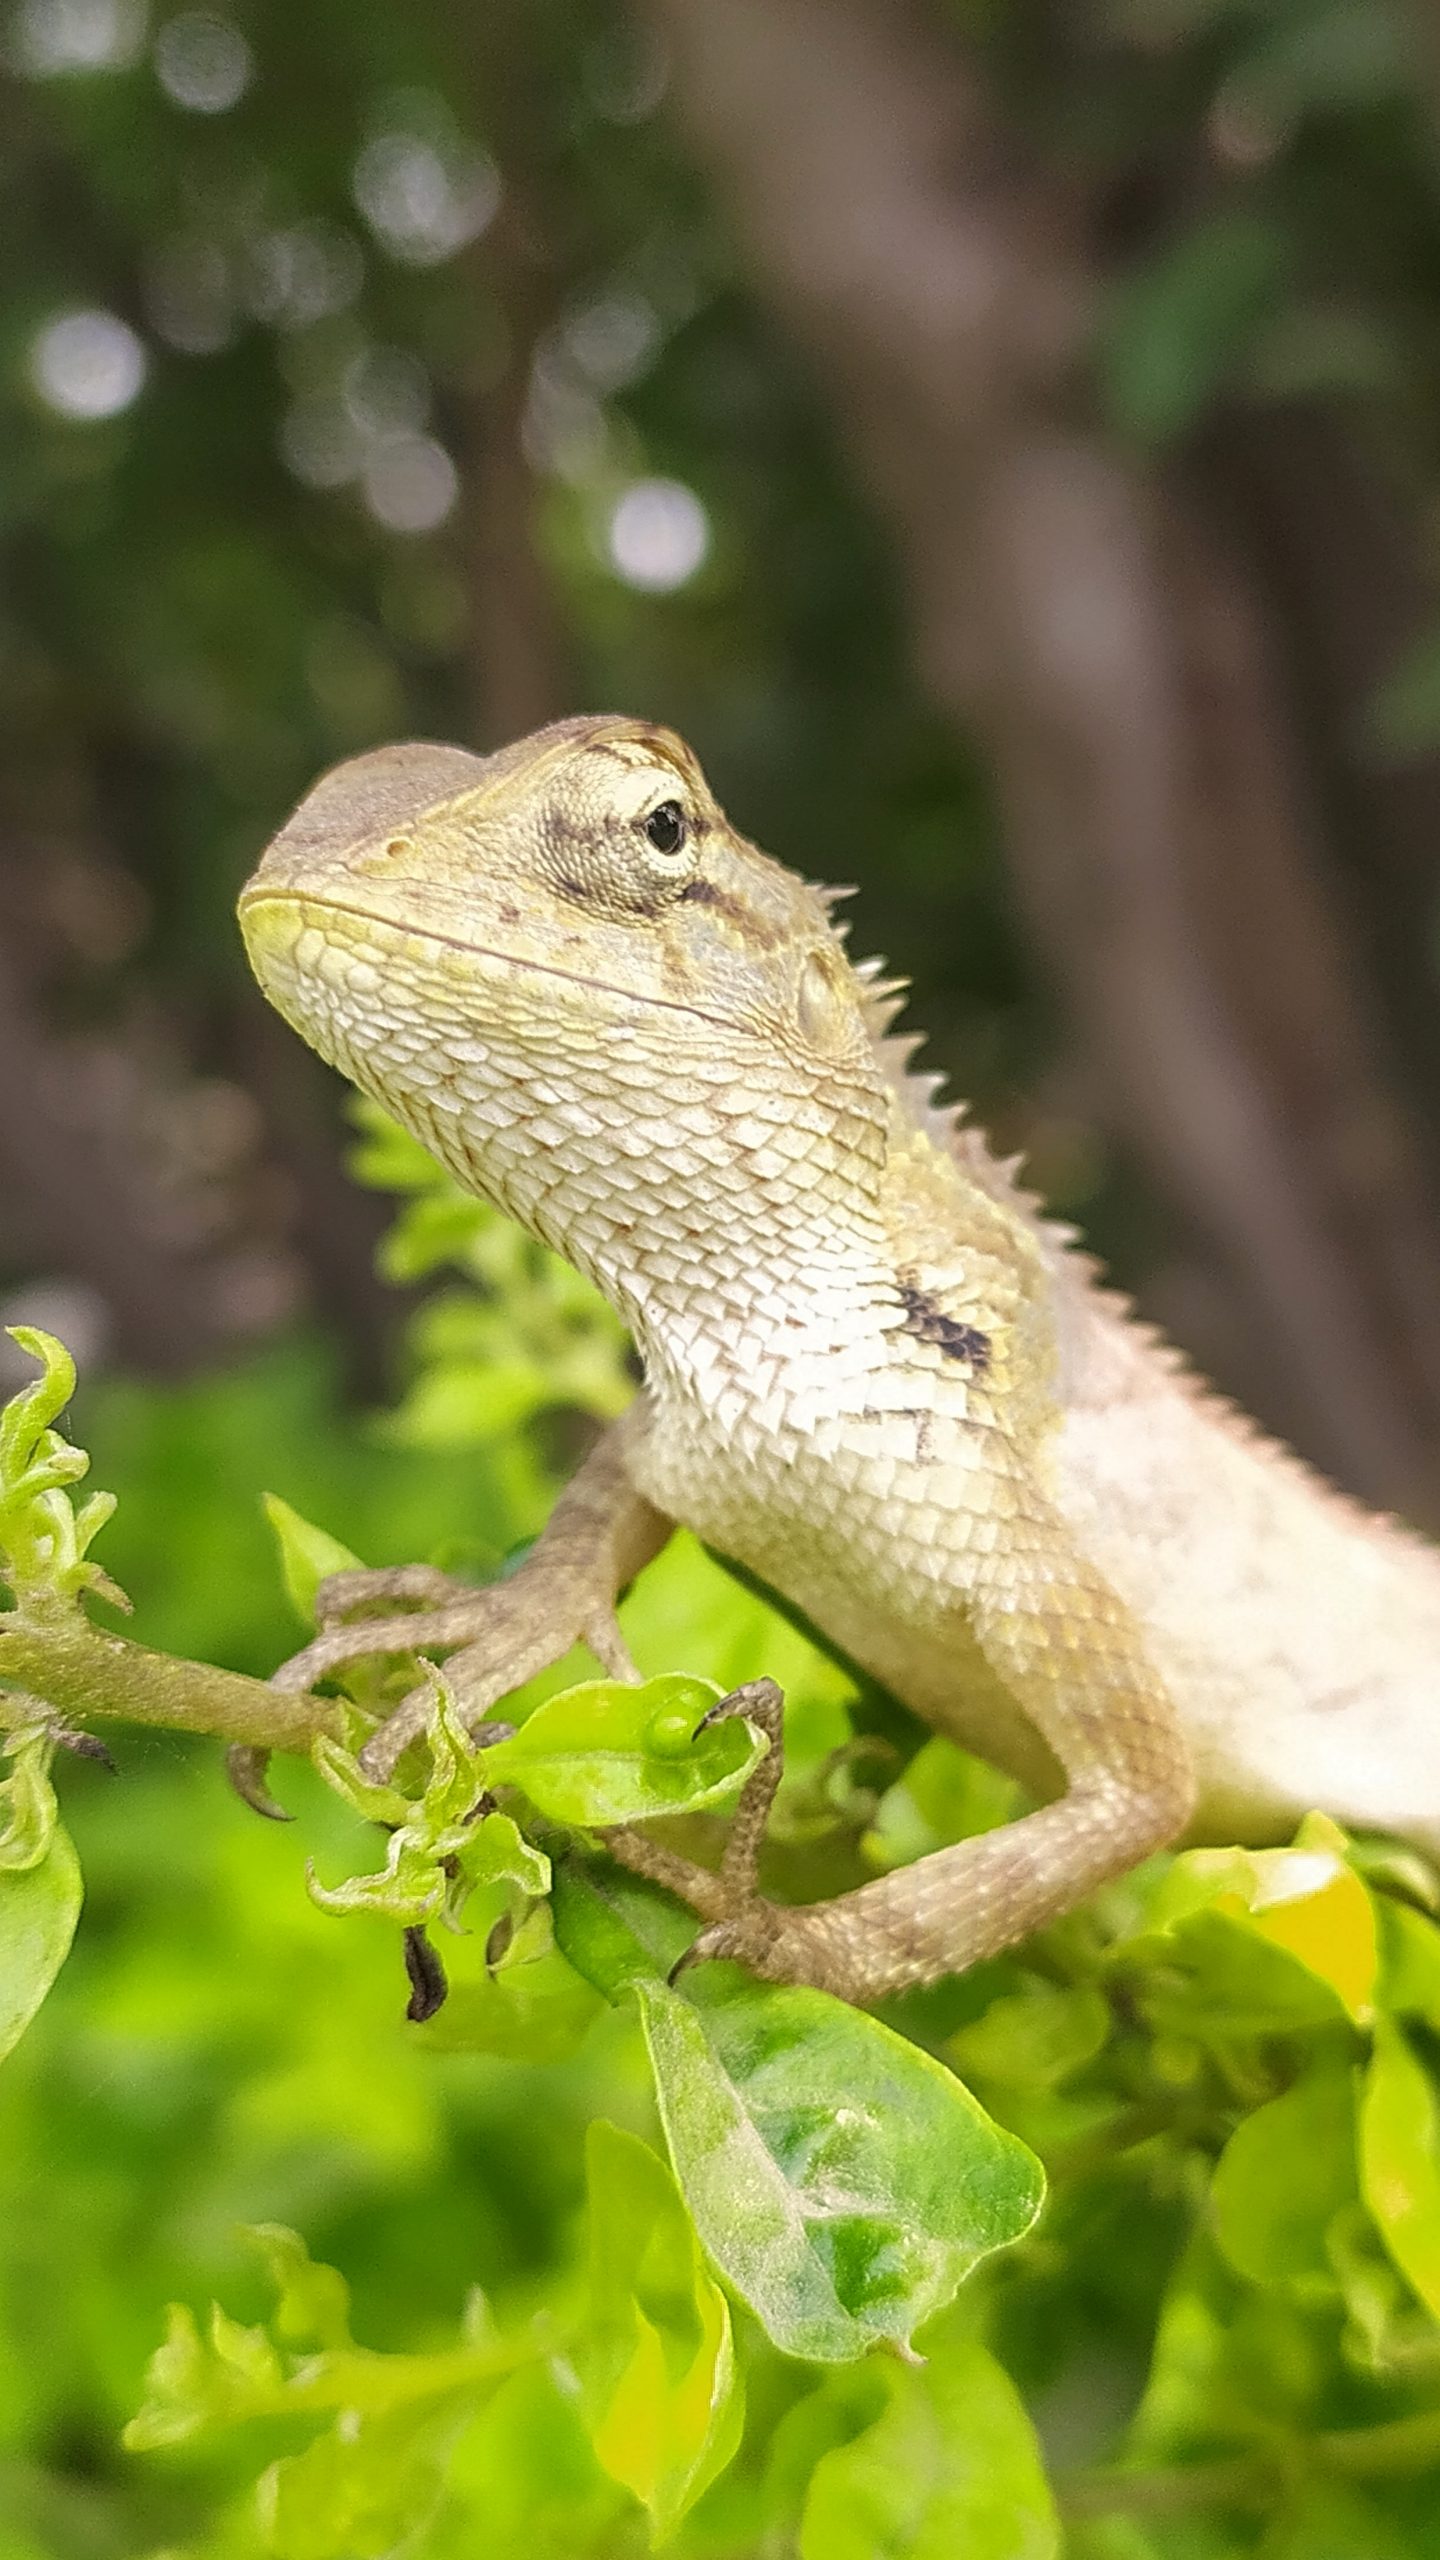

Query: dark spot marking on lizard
<box><xmin>497</xmin><ymin>902</ymin><xmax>521</xmax><ymax>925</ymax></box>
<box><xmin>898</xmin><ymin>1284</ymin><xmax>991</xmax><ymax>1370</ymax></box>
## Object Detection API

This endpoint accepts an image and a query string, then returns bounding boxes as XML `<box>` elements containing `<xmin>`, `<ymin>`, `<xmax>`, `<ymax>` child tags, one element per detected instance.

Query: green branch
<box><xmin>0</xmin><ymin>1614</ymin><xmax>337</xmax><ymax>1753</ymax></box>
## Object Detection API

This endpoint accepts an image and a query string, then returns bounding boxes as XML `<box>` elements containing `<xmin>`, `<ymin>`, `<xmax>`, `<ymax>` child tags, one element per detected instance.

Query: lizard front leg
<box><xmin>658</xmin><ymin>1495</ymin><xmax>1196</xmax><ymax>2005</ymax></box>
<box><xmin>272</xmin><ymin>1408</ymin><xmax>673</xmax><ymax>1777</ymax></box>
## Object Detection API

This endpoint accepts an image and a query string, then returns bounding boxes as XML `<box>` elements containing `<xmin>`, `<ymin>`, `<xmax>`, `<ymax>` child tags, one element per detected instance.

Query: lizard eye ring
<box><xmin>642</xmin><ymin>800</ymin><xmax>688</xmax><ymax>858</ymax></box>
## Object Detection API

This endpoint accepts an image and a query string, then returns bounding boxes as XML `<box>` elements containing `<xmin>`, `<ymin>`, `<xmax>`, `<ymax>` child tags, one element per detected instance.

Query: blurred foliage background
<box><xmin>8</xmin><ymin>0</ymin><xmax>1440</xmax><ymax>2553</ymax></box>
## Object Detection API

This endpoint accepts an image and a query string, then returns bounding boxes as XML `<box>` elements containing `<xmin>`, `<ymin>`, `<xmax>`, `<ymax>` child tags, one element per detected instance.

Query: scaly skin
<box><xmin>238</xmin><ymin>716</ymin><xmax>1440</xmax><ymax>2004</ymax></box>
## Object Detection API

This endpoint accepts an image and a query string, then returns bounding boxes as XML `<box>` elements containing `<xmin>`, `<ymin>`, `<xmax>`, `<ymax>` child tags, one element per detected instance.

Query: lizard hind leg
<box><xmin>644</xmin><ymin>1504</ymin><xmax>1198</xmax><ymax>2007</ymax></box>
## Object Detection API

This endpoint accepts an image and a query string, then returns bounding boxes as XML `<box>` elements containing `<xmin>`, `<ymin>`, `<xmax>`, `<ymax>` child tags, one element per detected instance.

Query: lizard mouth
<box><xmin>238</xmin><ymin>886</ymin><xmax>733</xmax><ymax>1030</ymax></box>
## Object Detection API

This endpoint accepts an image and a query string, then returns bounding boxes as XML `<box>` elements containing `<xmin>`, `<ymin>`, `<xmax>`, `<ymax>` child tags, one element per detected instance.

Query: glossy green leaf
<box><xmin>579</xmin><ymin>2120</ymin><xmax>741</xmax><ymax>2536</ymax></box>
<box><xmin>0</xmin><ymin>1817</ymin><xmax>81</xmax><ymax>2063</ymax></box>
<box><xmin>479</xmin><ymin>1673</ymin><xmax>765</xmax><ymax>1825</ymax></box>
<box><xmin>798</xmin><ymin>2310</ymin><xmax>1058</xmax><ymax>2560</ymax></box>
<box><xmin>636</xmin><ymin>1973</ymin><xmax>1045</xmax><ymax>2361</ymax></box>
<box><xmin>1360</xmin><ymin>2020</ymin><xmax>1440</xmax><ymax>2318</ymax></box>
<box><xmin>1211</xmin><ymin>2057</ymin><xmax>1358</xmax><ymax>2286</ymax></box>
<box><xmin>262</xmin><ymin>1492</ymin><xmax>365</xmax><ymax>1627</ymax></box>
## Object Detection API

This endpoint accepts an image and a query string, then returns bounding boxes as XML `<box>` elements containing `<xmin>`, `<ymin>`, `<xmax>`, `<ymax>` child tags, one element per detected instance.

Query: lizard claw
<box><xmin>669</xmin><ymin>1900</ymin><xmax>786</xmax><ymax>1985</ymax></box>
<box><xmin>48</xmin><ymin>1721</ymin><xmax>118</xmax><ymax>1774</ymax></box>
<box><xmin>226</xmin><ymin>1743</ymin><xmax>292</xmax><ymax>1822</ymax></box>
<box><xmin>693</xmin><ymin>1675</ymin><xmax>784</xmax><ymax>1742</ymax></box>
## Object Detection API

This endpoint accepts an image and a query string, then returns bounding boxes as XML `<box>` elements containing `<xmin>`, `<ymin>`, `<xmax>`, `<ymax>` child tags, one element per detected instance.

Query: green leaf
<box><xmin>0</xmin><ymin>1724</ymin><xmax>59</xmax><ymax>1872</ymax></box>
<box><xmin>635</xmin><ymin>1972</ymin><xmax>1045</xmax><ymax>2361</ymax></box>
<box><xmin>442</xmin><ymin>2361</ymin><xmax>628</xmax><ymax>2557</ymax></box>
<box><xmin>310</xmin><ymin>1683</ymin><xmax>551</xmax><ymax>1930</ymax></box>
<box><xmin>948</xmin><ymin>1978</ymin><xmax>1111</xmax><ymax>2093</ymax></box>
<box><xmin>460</xmin><ymin>1807</ymin><xmax>551</xmax><ymax>1902</ymax></box>
<box><xmin>249</xmin><ymin>2223</ymin><xmax>353</xmax><ymax>2352</ymax></box>
<box><xmin>1379</xmin><ymin>1897</ymin><xmax>1440</xmax><ymax>2032</ymax></box>
<box><xmin>479</xmin><ymin>1674</ymin><xmax>765</xmax><ymax>1826</ymax></box>
<box><xmin>0</xmin><ymin>1327</ymin><xmax>126</xmax><ymax>1612</ymax></box>
<box><xmin>551</xmin><ymin>1858</ymin><xmax>694</xmax><ymax>2000</ymax></box>
<box><xmin>579</xmin><ymin>2120</ymin><xmax>742</xmax><ymax>2537</ymax></box>
<box><xmin>124</xmin><ymin>2226</ymin><xmax>525</xmax><ymax>2452</ymax></box>
<box><xmin>797</xmin><ymin>2309</ymin><xmax>1058</xmax><ymax>2559</ymax></box>
<box><xmin>1211</xmin><ymin>2057</ymin><xmax>1358</xmax><ymax>2287</ymax></box>
<box><xmin>0</xmin><ymin>1817</ymin><xmax>81</xmax><ymax>2063</ymax></box>
<box><xmin>1359</xmin><ymin>2019</ymin><xmax>1440</xmax><ymax>2318</ymax></box>
<box><xmin>259</xmin><ymin>2397</ymin><xmax>471</xmax><ymax>2560</ymax></box>
<box><xmin>1115</xmin><ymin>1813</ymin><xmax>1378</xmax><ymax>2035</ymax></box>
<box><xmin>262</xmin><ymin>1493</ymin><xmax>365</xmax><ymax>1627</ymax></box>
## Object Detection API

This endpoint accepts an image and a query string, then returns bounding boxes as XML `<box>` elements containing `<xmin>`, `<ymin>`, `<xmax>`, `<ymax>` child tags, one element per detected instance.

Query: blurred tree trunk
<box><xmin>643</xmin><ymin>0</ymin><xmax>1440</xmax><ymax>1521</ymax></box>
<box><xmin>459</xmin><ymin>0</ymin><xmax>574</xmax><ymax>748</ymax></box>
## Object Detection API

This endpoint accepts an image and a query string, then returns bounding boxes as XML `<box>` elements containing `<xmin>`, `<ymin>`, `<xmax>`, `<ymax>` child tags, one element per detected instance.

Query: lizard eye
<box><xmin>642</xmin><ymin>800</ymin><xmax>688</xmax><ymax>858</ymax></box>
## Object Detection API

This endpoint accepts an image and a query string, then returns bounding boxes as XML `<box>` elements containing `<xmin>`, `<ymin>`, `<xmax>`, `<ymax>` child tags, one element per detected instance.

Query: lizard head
<box><xmin>239</xmin><ymin>716</ymin><xmax>890</xmax><ymax>1314</ymax></box>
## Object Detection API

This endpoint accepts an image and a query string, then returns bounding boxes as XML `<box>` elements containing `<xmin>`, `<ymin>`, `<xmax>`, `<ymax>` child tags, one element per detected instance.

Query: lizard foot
<box><xmin>269</xmin><ymin>1550</ymin><xmax>643</xmax><ymax>1783</ymax></box>
<box><xmin>606</xmin><ymin>1677</ymin><xmax>787</xmax><ymax>1933</ymax></box>
<box><xmin>609</xmin><ymin>1679</ymin><xmax>944</xmax><ymax>2003</ymax></box>
<box><xmin>673</xmin><ymin>1900</ymin><xmax>876</xmax><ymax>2003</ymax></box>
<box><xmin>314</xmin><ymin>1564</ymin><xmax>479</xmax><ymax>1625</ymax></box>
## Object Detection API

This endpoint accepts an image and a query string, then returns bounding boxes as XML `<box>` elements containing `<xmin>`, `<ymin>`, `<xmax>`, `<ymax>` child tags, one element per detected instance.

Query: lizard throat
<box><xmin>240</xmin><ymin>888</ymin><xmax>893</xmax><ymax>1354</ymax></box>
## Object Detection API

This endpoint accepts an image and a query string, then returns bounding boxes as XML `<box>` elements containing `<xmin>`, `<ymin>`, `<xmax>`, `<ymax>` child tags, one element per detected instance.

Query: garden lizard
<box><xmin>239</xmin><ymin>715</ymin><xmax>1440</xmax><ymax>2004</ymax></box>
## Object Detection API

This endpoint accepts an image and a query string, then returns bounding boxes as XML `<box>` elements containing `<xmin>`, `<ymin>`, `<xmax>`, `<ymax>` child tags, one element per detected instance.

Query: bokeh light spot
<box><xmin>154</xmin><ymin>8</ymin><xmax>249</xmax><ymax>111</ymax></box>
<box><xmin>279</xmin><ymin>395</ymin><xmax>366</xmax><ymax>490</ymax></box>
<box><xmin>564</xmin><ymin>291</ymin><xmax>659</xmax><ymax>392</ymax></box>
<box><xmin>246</xmin><ymin>222</ymin><xmax>363</xmax><ymax>329</ymax></box>
<box><xmin>352</xmin><ymin>130</ymin><xmax>499</xmax><ymax>268</ymax></box>
<box><xmin>363</xmin><ymin>436</ymin><xmax>459</xmax><ymax>534</ymax></box>
<box><xmin>607</xmin><ymin>478</ymin><xmax>709</xmax><ymax>592</ymax></box>
<box><xmin>156</xmin><ymin>8</ymin><xmax>249</xmax><ymax>109</ymax></box>
<box><xmin>11</xmin><ymin>0</ymin><xmax>144</xmax><ymax>76</ymax></box>
<box><xmin>30</xmin><ymin>308</ymin><xmax>147</xmax><ymax>419</ymax></box>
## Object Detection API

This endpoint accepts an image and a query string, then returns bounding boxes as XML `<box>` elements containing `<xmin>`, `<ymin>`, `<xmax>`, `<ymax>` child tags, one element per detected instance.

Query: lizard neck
<box><xmin>387</xmin><ymin>1014</ymin><xmax>896</xmax><ymax>1386</ymax></box>
<box><xmin>622</xmin><ymin>1193</ymin><xmax>896</xmax><ymax>1409</ymax></box>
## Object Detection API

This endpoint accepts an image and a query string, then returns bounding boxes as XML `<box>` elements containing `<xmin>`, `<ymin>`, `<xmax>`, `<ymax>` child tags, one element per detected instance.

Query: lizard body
<box><xmin>240</xmin><ymin>716</ymin><xmax>1440</xmax><ymax>2003</ymax></box>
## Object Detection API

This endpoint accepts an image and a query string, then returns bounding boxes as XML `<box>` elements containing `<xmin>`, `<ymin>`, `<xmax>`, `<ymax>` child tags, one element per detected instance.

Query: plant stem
<box><xmin>0</xmin><ymin>1614</ymin><xmax>337</xmax><ymax>1753</ymax></box>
